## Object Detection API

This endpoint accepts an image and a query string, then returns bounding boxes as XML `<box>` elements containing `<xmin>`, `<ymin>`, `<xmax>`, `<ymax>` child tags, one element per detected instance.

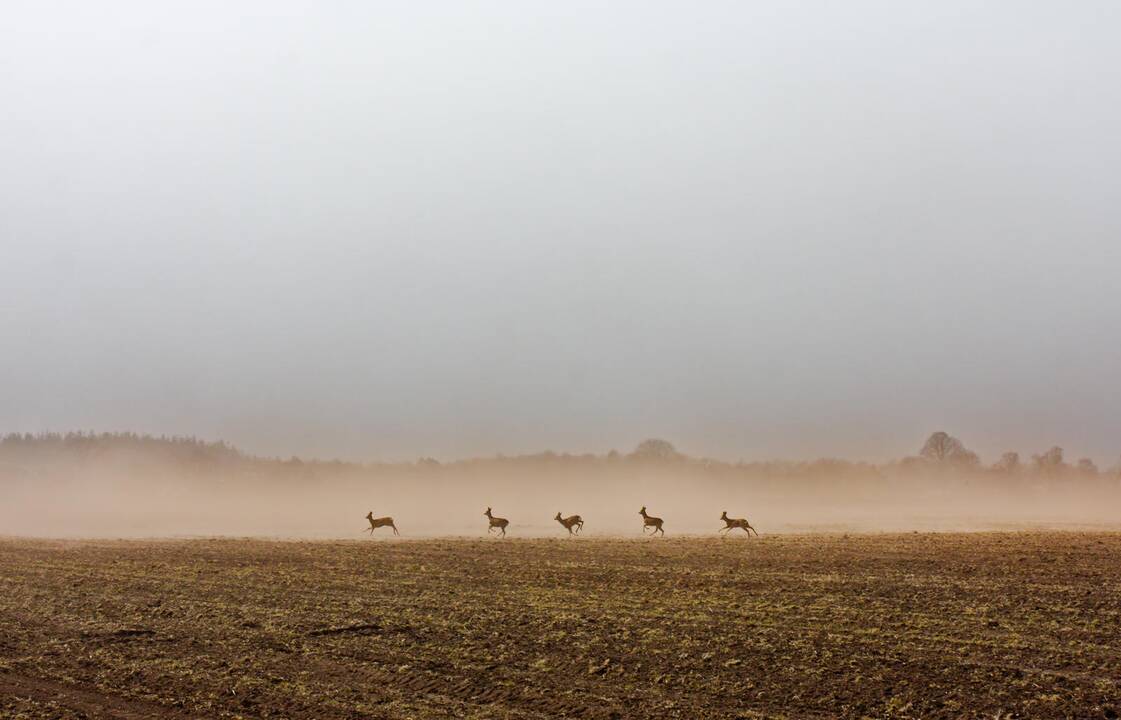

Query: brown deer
<box><xmin>719</xmin><ymin>510</ymin><xmax>758</xmax><ymax>537</ymax></box>
<box><xmin>638</xmin><ymin>506</ymin><xmax>664</xmax><ymax>536</ymax></box>
<box><xmin>554</xmin><ymin>512</ymin><xmax>584</xmax><ymax>535</ymax></box>
<box><xmin>483</xmin><ymin>507</ymin><xmax>509</xmax><ymax>537</ymax></box>
<box><xmin>365</xmin><ymin>511</ymin><xmax>399</xmax><ymax>536</ymax></box>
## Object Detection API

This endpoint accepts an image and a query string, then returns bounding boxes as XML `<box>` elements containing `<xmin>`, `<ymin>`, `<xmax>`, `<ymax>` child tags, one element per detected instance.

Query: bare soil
<box><xmin>1</xmin><ymin>533</ymin><xmax>1119</xmax><ymax>719</ymax></box>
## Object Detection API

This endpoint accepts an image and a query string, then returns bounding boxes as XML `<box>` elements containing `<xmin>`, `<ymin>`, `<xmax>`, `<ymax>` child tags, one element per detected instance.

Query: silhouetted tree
<box><xmin>1031</xmin><ymin>446</ymin><xmax>1066</xmax><ymax>475</ymax></box>
<box><xmin>629</xmin><ymin>438</ymin><xmax>681</xmax><ymax>461</ymax></box>
<box><xmin>919</xmin><ymin>431</ymin><xmax>979</xmax><ymax>468</ymax></box>
<box><xmin>992</xmin><ymin>451</ymin><xmax>1021</xmax><ymax>474</ymax></box>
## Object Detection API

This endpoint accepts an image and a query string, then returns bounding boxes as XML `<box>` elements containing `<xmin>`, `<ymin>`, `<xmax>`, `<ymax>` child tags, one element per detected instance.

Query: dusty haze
<box><xmin>2</xmin><ymin>434</ymin><xmax>1119</xmax><ymax>538</ymax></box>
<box><xmin>1</xmin><ymin>5</ymin><xmax>1119</xmax><ymax>538</ymax></box>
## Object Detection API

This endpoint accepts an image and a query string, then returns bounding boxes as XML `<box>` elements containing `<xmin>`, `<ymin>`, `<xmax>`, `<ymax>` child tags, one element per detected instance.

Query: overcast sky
<box><xmin>2</xmin><ymin>1</ymin><xmax>1119</xmax><ymax>464</ymax></box>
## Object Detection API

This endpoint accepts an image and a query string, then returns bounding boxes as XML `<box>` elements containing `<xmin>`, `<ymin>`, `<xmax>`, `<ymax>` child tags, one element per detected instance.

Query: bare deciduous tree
<box><xmin>993</xmin><ymin>451</ymin><xmax>1021</xmax><ymax>474</ymax></box>
<box><xmin>629</xmin><ymin>439</ymin><xmax>681</xmax><ymax>461</ymax></box>
<box><xmin>1031</xmin><ymin>446</ymin><xmax>1066</xmax><ymax>475</ymax></box>
<box><xmin>919</xmin><ymin>432</ymin><xmax>979</xmax><ymax>467</ymax></box>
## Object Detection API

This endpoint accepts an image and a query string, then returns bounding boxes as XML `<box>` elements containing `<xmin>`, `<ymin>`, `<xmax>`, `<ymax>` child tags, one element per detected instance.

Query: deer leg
<box><xmin>658</xmin><ymin>526</ymin><xmax>665</xmax><ymax>536</ymax></box>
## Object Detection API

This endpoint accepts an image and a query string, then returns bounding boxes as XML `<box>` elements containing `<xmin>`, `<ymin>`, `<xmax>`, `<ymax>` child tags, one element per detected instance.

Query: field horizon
<box><xmin>4</xmin><ymin>431</ymin><xmax>1120</xmax><ymax>539</ymax></box>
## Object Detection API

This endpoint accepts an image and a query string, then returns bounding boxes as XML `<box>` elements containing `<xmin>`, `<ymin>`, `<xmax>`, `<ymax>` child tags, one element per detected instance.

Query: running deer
<box><xmin>483</xmin><ymin>507</ymin><xmax>509</xmax><ymax>537</ymax></box>
<box><xmin>719</xmin><ymin>510</ymin><xmax>758</xmax><ymax>537</ymax></box>
<box><xmin>638</xmin><ymin>506</ymin><xmax>664</xmax><ymax>536</ymax></box>
<box><xmin>365</xmin><ymin>511</ymin><xmax>399</xmax><ymax>536</ymax></box>
<box><xmin>554</xmin><ymin>512</ymin><xmax>584</xmax><ymax>535</ymax></box>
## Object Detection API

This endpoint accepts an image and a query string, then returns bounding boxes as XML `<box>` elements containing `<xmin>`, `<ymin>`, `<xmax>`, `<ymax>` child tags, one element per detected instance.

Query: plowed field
<box><xmin>1</xmin><ymin>533</ymin><xmax>1119</xmax><ymax>719</ymax></box>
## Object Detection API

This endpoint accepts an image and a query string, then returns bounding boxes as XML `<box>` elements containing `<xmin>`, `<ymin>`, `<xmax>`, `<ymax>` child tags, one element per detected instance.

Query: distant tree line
<box><xmin>902</xmin><ymin>430</ymin><xmax>1114</xmax><ymax>479</ymax></box>
<box><xmin>1</xmin><ymin>430</ymin><xmax>1118</xmax><ymax>484</ymax></box>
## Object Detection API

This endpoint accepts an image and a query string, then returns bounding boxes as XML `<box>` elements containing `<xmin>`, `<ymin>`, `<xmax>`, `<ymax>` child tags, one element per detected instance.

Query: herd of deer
<box><xmin>364</xmin><ymin>507</ymin><xmax>758</xmax><ymax>538</ymax></box>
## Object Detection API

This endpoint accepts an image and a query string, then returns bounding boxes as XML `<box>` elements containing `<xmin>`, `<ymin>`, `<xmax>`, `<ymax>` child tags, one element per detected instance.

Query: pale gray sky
<box><xmin>2</xmin><ymin>1</ymin><xmax>1119</xmax><ymax>463</ymax></box>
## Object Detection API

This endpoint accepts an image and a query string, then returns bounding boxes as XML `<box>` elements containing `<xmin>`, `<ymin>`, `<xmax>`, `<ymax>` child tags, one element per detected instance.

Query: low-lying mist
<box><xmin>2</xmin><ymin>433</ymin><xmax>1119</xmax><ymax>538</ymax></box>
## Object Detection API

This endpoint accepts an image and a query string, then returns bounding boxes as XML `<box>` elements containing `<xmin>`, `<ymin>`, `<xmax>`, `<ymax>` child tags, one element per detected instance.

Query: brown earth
<box><xmin>1</xmin><ymin>533</ymin><xmax>1119</xmax><ymax>719</ymax></box>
